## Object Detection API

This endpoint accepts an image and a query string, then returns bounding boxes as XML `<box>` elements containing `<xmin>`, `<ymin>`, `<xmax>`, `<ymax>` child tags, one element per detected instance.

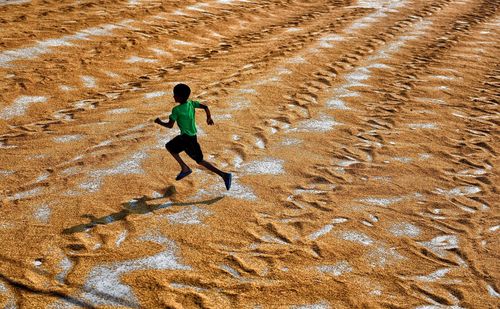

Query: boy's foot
<box><xmin>223</xmin><ymin>173</ymin><xmax>232</xmax><ymax>190</ymax></box>
<box><xmin>175</xmin><ymin>169</ymin><xmax>192</xmax><ymax>181</ymax></box>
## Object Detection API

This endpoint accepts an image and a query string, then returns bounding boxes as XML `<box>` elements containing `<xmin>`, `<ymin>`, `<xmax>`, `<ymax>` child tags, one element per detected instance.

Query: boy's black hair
<box><xmin>173</xmin><ymin>83</ymin><xmax>191</xmax><ymax>101</ymax></box>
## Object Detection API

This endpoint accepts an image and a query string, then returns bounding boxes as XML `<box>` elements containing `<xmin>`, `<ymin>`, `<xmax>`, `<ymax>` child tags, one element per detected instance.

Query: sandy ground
<box><xmin>0</xmin><ymin>0</ymin><xmax>499</xmax><ymax>308</ymax></box>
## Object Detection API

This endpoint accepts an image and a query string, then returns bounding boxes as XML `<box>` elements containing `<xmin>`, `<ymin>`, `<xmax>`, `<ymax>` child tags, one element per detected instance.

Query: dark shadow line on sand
<box><xmin>62</xmin><ymin>186</ymin><xmax>224</xmax><ymax>234</ymax></box>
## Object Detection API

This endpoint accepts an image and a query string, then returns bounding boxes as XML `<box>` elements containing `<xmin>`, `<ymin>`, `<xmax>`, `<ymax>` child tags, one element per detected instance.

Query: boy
<box><xmin>154</xmin><ymin>83</ymin><xmax>232</xmax><ymax>190</ymax></box>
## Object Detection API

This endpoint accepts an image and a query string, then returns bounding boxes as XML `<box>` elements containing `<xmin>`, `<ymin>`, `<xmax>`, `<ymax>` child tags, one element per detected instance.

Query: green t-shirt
<box><xmin>169</xmin><ymin>100</ymin><xmax>201</xmax><ymax>136</ymax></box>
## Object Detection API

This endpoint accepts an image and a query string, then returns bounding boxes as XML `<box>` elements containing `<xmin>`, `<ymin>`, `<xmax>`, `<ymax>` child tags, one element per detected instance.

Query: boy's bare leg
<box><xmin>169</xmin><ymin>150</ymin><xmax>191</xmax><ymax>172</ymax></box>
<box><xmin>198</xmin><ymin>160</ymin><xmax>228</xmax><ymax>178</ymax></box>
<box><xmin>199</xmin><ymin>160</ymin><xmax>232</xmax><ymax>190</ymax></box>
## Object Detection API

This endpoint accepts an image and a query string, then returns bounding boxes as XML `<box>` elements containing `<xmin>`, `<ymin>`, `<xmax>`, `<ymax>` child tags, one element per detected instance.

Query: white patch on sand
<box><xmin>151</xmin><ymin>191</ymin><xmax>163</xmax><ymax>199</ymax></box>
<box><xmin>82</xmin><ymin>235</ymin><xmax>191</xmax><ymax>307</ymax></box>
<box><xmin>242</xmin><ymin>158</ymin><xmax>284</xmax><ymax>175</ymax></box>
<box><xmin>392</xmin><ymin>157</ymin><xmax>412</xmax><ymax>163</ymax></box>
<box><xmin>233</xmin><ymin>155</ymin><xmax>243</xmax><ymax>168</ymax></box>
<box><xmin>318</xmin><ymin>41</ymin><xmax>334</xmax><ymax>48</ymax></box>
<box><xmin>281</xmin><ymin>138</ymin><xmax>302</xmax><ymax>146</ymax></box>
<box><xmin>434</xmin><ymin>186</ymin><xmax>481</xmax><ymax>196</ymax></box>
<box><xmin>78</xmin><ymin>20</ymin><xmax>135</xmax><ymax>37</ymax></box>
<box><xmin>106</xmin><ymin>108</ymin><xmax>131</xmax><ymax>115</ymax></box>
<box><xmin>345</xmin><ymin>68</ymin><xmax>371</xmax><ymax>84</ymax></box>
<box><xmin>339</xmin><ymin>231</ymin><xmax>373</xmax><ymax>245</ymax></box>
<box><xmin>0</xmin><ymin>170</ymin><xmax>15</xmax><ymax>176</ymax></box>
<box><xmin>261</xmin><ymin>235</ymin><xmax>288</xmax><ymax>244</ymax></box>
<box><xmin>389</xmin><ymin>222</ymin><xmax>420</xmax><ymax>238</ymax></box>
<box><xmin>232</xmin><ymin>134</ymin><xmax>240</xmax><ymax>141</ymax></box>
<box><xmin>344</xmin><ymin>3</ymin><xmax>388</xmax><ymax>32</ymax></box>
<box><xmin>59</xmin><ymin>85</ymin><xmax>75</xmax><ymax>92</ymax></box>
<box><xmin>0</xmin><ymin>0</ymin><xmax>30</xmax><ymax>6</ymax></box>
<box><xmin>309</xmin><ymin>224</ymin><xmax>334</xmax><ymax>240</ymax></box>
<box><xmin>308</xmin><ymin>218</ymin><xmax>348</xmax><ymax>240</ymax></box>
<box><xmin>359</xmin><ymin>196</ymin><xmax>403</xmax><ymax>207</ymax></box>
<box><xmin>8</xmin><ymin>187</ymin><xmax>43</xmax><ymax>201</ymax></box>
<box><xmin>287</xmin><ymin>56</ymin><xmax>307</xmax><ymax>64</ymax></box>
<box><xmin>334</xmin><ymin>86</ymin><xmax>360</xmax><ymax>98</ymax></box>
<box><xmin>419</xmin><ymin>153</ymin><xmax>432</xmax><ymax>160</ymax></box>
<box><xmin>368</xmin><ymin>63</ymin><xmax>391</xmax><ymax>69</ymax></box>
<box><xmin>53</xmin><ymin>134</ymin><xmax>83</xmax><ymax>143</ymax></box>
<box><xmin>0</xmin><ymin>221</ymin><xmax>15</xmax><ymax>229</ymax></box>
<box><xmin>335</xmin><ymin>158</ymin><xmax>359</xmax><ymax>167</ymax></box>
<box><xmin>367</xmin><ymin>245</ymin><xmax>403</xmax><ymax>267</ymax></box>
<box><xmin>420</xmin><ymin>235</ymin><xmax>459</xmax><ymax>257</ymax></box>
<box><xmin>61</xmin><ymin>166</ymin><xmax>81</xmax><ymax>176</ymax></box>
<box><xmin>104</xmin><ymin>71</ymin><xmax>120</xmax><ymax>79</ymax></box>
<box><xmin>0</xmin><ymin>21</ymin><xmax>134</xmax><ymax>67</ymax></box>
<box><xmin>292</xmin><ymin>301</ymin><xmax>330</xmax><ymax>309</ymax></box>
<box><xmin>372</xmin><ymin>176</ymin><xmax>391</xmax><ymax>182</ymax></box>
<box><xmin>0</xmin><ymin>281</ymin><xmax>7</xmax><ymax>293</ymax></box>
<box><xmin>239</xmin><ymin>88</ymin><xmax>257</xmax><ymax>94</ymax></box>
<box><xmin>220</xmin><ymin>264</ymin><xmax>242</xmax><ymax>279</ymax></box>
<box><xmin>172</xmin><ymin>9</ymin><xmax>187</xmax><ymax>16</ymax></box>
<box><xmin>172</xmin><ymin>39</ymin><xmax>195</xmax><ymax>46</ymax></box>
<box><xmin>81</xmin><ymin>76</ymin><xmax>97</xmax><ymax>88</ymax></box>
<box><xmin>186</xmin><ymin>3</ymin><xmax>209</xmax><ymax>12</ymax></box>
<box><xmin>115</xmin><ymin>230</ymin><xmax>128</xmax><ymax>247</ymax></box>
<box><xmin>193</xmin><ymin>173</ymin><xmax>257</xmax><ymax>201</ymax></box>
<box><xmin>80</xmin><ymin>150</ymin><xmax>148</xmax><ymax>192</ymax></box>
<box><xmin>326</xmin><ymin>98</ymin><xmax>349</xmax><ymax>109</ymax></box>
<box><xmin>224</xmin><ymin>179</ymin><xmax>257</xmax><ymax>200</ymax></box>
<box><xmin>55</xmin><ymin>256</ymin><xmax>74</xmax><ymax>283</ymax></box>
<box><xmin>34</xmin><ymin>203</ymin><xmax>51</xmax><ymax>223</ymax></box>
<box><xmin>165</xmin><ymin>206</ymin><xmax>211</xmax><ymax>225</ymax></box>
<box><xmin>126</xmin><ymin>56</ymin><xmax>157</xmax><ymax>64</ymax></box>
<box><xmin>322</xmin><ymin>34</ymin><xmax>345</xmax><ymax>42</ymax></box>
<box><xmin>292</xmin><ymin>114</ymin><xmax>341</xmax><ymax>132</ymax></box>
<box><xmin>487</xmin><ymin>285</ymin><xmax>500</xmax><ymax>298</ymax></box>
<box><xmin>432</xmin><ymin>75</ymin><xmax>456</xmax><ymax>81</ymax></box>
<box><xmin>408</xmin><ymin>123</ymin><xmax>438</xmax><ymax>129</ymax></box>
<box><xmin>145</xmin><ymin>91</ymin><xmax>168</xmax><ymax>99</ymax></box>
<box><xmin>294</xmin><ymin>186</ymin><xmax>335</xmax><ymax>195</ymax></box>
<box><xmin>415</xmin><ymin>268</ymin><xmax>450</xmax><ymax>282</ymax></box>
<box><xmin>489</xmin><ymin>225</ymin><xmax>499</xmax><ymax>233</ymax></box>
<box><xmin>228</xmin><ymin>97</ymin><xmax>252</xmax><ymax>110</ymax></box>
<box><xmin>255</xmin><ymin>138</ymin><xmax>265</xmax><ymax>149</ymax></box>
<box><xmin>149</xmin><ymin>48</ymin><xmax>170</xmax><ymax>57</ymax></box>
<box><xmin>316</xmin><ymin>261</ymin><xmax>352</xmax><ymax>276</ymax></box>
<box><xmin>255</xmin><ymin>76</ymin><xmax>280</xmax><ymax>86</ymax></box>
<box><xmin>0</xmin><ymin>96</ymin><xmax>47</xmax><ymax>119</ymax></box>
<box><xmin>276</xmin><ymin>67</ymin><xmax>292</xmax><ymax>75</ymax></box>
<box><xmin>213</xmin><ymin>114</ymin><xmax>232</xmax><ymax>121</ymax></box>
<box><xmin>457</xmin><ymin>168</ymin><xmax>487</xmax><ymax>176</ymax></box>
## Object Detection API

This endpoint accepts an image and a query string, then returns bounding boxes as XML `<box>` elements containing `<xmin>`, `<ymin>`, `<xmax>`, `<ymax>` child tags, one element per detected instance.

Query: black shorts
<box><xmin>166</xmin><ymin>134</ymin><xmax>204</xmax><ymax>163</ymax></box>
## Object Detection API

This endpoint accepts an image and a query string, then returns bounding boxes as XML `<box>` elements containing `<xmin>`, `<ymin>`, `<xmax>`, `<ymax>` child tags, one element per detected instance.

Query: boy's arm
<box><xmin>197</xmin><ymin>103</ymin><xmax>214</xmax><ymax>125</ymax></box>
<box><xmin>154</xmin><ymin>117</ymin><xmax>175</xmax><ymax>128</ymax></box>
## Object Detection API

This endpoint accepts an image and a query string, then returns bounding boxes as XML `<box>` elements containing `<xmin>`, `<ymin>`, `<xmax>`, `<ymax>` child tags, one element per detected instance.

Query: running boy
<box><xmin>154</xmin><ymin>83</ymin><xmax>232</xmax><ymax>190</ymax></box>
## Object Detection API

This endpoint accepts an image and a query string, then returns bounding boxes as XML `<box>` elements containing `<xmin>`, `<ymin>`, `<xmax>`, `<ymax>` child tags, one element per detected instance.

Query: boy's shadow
<box><xmin>62</xmin><ymin>186</ymin><xmax>223</xmax><ymax>235</ymax></box>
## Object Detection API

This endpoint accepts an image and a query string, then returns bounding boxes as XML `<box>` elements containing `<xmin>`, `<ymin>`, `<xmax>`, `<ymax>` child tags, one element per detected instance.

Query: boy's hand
<box><xmin>207</xmin><ymin>117</ymin><xmax>214</xmax><ymax>125</ymax></box>
<box><xmin>154</xmin><ymin>118</ymin><xmax>162</xmax><ymax>125</ymax></box>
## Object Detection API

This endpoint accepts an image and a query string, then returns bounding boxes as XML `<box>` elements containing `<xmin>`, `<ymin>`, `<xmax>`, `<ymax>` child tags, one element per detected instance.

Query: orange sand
<box><xmin>0</xmin><ymin>0</ymin><xmax>499</xmax><ymax>307</ymax></box>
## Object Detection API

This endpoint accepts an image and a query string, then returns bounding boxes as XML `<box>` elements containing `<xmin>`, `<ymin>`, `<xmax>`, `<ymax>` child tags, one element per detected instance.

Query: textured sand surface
<box><xmin>0</xmin><ymin>0</ymin><xmax>499</xmax><ymax>307</ymax></box>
